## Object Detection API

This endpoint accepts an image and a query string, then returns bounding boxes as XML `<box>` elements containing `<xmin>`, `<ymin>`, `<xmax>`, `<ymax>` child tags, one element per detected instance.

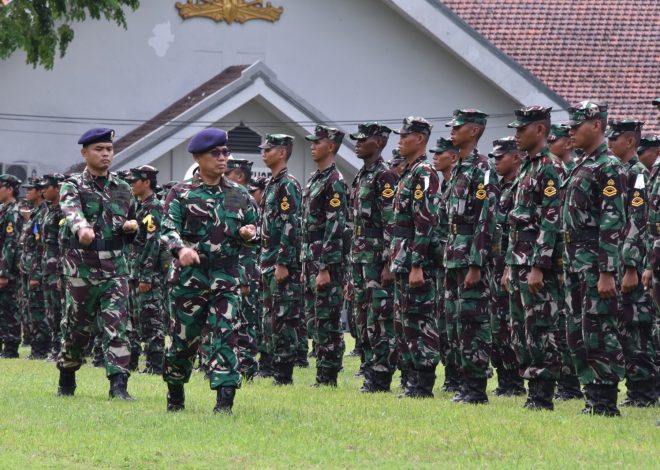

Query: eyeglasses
<box><xmin>209</xmin><ymin>148</ymin><xmax>231</xmax><ymax>158</ymax></box>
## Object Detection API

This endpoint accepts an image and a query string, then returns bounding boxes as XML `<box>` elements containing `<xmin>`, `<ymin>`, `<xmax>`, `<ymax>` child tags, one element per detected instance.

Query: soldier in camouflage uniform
<box><xmin>502</xmin><ymin>106</ymin><xmax>562</xmax><ymax>410</ymax></box>
<box><xmin>56</xmin><ymin>128</ymin><xmax>138</xmax><ymax>400</ymax></box>
<box><xmin>444</xmin><ymin>109</ymin><xmax>498</xmax><ymax>404</ymax></box>
<box><xmin>0</xmin><ymin>175</ymin><xmax>24</xmax><ymax>358</ymax></box>
<box><xmin>549</xmin><ymin>124</ymin><xmax>576</xmax><ymax>173</ymax></box>
<box><xmin>607</xmin><ymin>120</ymin><xmax>657</xmax><ymax>407</ymax></box>
<box><xmin>429</xmin><ymin>137</ymin><xmax>460</xmax><ymax>393</ymax></box>
<box><xmin>162</xmin><ymin>128</ymin><xmax>258</xmax><ymax>414</ymax></box>
<box><xmin>258</xmin><ymin>134</ymin><xmax>303</xmax><ymax>385</ymax></box>
<box><xmin>302</xmin><ymin>125</ymin><xmax>347</xmax><ymax>387</ymax></box>
<box><xmin>489</xmin><ymin>137</ymin><xmax>525</xmax><ymax>397</ymax></box>
<box><xmin>125</xmin><ymin>165</ymin><xmax>166</xmax><ymax>375</ymax></box>
<box><xmin>348</xmin><ymin>123</ymin><xmax>398</xmax><ymax>392</ymax></box>
<box><xmin>36</xmin><ymin>173</ymin><xmax>66</xmax><ymax>361</ymax></box>
<box><xmin>562</xmin><ymin>102</ymin><xmax>626</xmax><ymax>416</ymax></box>
<box><xmin>225</xmin><ymin>159</ymin><xmax>260</xmax><ymax>380</ymax></box>
<box><xmin>19</xmin><ymin>177</ymin><xmax>51</xmax><ymax>358</ymax></box>
<box><xmin>390</xmin><ymin>117</ymin><xmax>440</xmax><ymax>398</ymax></box>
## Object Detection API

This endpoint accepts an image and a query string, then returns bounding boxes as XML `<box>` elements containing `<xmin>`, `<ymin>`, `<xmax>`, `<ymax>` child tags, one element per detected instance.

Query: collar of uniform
<box><xmin>142</xmin><ymin>193</ymin><xmax>157</xmax><ymax>204</ymax></box>
<box><xmin>82</xmin><ymin>168</ymin><xmax>117</xmax><ymax>187</ymax></box>
<box><xmin>626</xmin><ymin>154</ymin><xmax>640</xmax><ymax>168</ymax></box>
<box><xmin>190</xmin><ymin>172</ymin><xmax>225</xmax><ymax>190</ymax></box>
<box><xmin>364</xmin><ymin>156</ymin><xmax>385</xmax><ymax>172</ymax></box>
<box><xmin>529</xmin><ymin>146</ymin><xmax>551</xmax><ymax>161</ymax></box>
<box><xmin>586</xmin><ymin>142</ymin><xmax>610</xmax><ymax>160</ymax></box>
<box><xmin>313</xmin><ymin>162</ymin><xmax>337</xmax><ymax>179</ymax></box>
<box><xmin>399</xmin><ymin>154</ymin><xmax>427</xmax><ymax>179</ymax></box>
<box><xmin>272</xmin><ymin>167</ymin><xmax>288</xmax><ymax>182</ymax></box>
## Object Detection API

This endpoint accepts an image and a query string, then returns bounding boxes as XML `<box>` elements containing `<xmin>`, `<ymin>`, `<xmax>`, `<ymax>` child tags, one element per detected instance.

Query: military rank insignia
<box><xmin>280</xmin><ymin>196</ymin><xmax>290</xmax><ymax>211</ymax></box>
<box><xmin>143</xmin><ymin>214</ymin><xmax>157</xmax><ymax>233</ymax></box>
<box><xmin>59</xmin><ymin>218</ymin><xmax>66</xmax><ymax>226</ymax></box>
<box><xmin>382</xmin><ymin>183</ymin><xmax>394</xmax><ymax>198</ymax></box>
<box><xmin>544</xmin><ymin>179</ymin><xmax>557</xmax><ymax>197</ymax></box>
<box><xmin>631</xmin><ymin>190</ymin><xmax>644</xmax><ymax>207</ymax></box>
<box><xmin>602</xmin><ymin>179</ymin><xmax>617</xmax><ymax>197</ymax></box>
<box><xmin>413</xmin><ymin>184</ymin><xmax>423</xmax><ymax>200</ymax></box>
<box><xmin>5</xmin><ymin>222</ymin><xmax>13</xmax><ymax>234</ymax></box>
<box><xmin>329</xmin><ymin>193</ymin><xmax>341</xmax><ymax>208</ymax></box>
<box><xmin>475</xmin><ymin>183</ymin><xmax>487</xmax><ymax>201</ymax></box>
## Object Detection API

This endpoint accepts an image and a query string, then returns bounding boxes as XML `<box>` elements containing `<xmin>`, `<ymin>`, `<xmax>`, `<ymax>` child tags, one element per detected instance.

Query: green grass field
<box><xmin>0</xmin><ymin>337</ymin><xmax>657</xmax><ymax>469</ymax></box>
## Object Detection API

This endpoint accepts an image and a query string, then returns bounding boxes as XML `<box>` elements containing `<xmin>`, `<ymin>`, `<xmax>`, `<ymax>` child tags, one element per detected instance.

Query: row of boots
<box><xmin>166</xmin><ymin>383</ymin><xmax>236</xmax><ymax>414</ymax></box>
<box><xmin>57</xmin><ymin>368</ymin><xmax>134</xmax><ymax>400</ymax></box>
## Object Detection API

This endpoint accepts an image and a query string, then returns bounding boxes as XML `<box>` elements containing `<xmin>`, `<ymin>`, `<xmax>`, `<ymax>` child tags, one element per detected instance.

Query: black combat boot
<box><xmin>581</xmin><ymin>383</ymin><xmax>598</xmax><ymax>414</ymax></box>
<box><xmin>213</xmin><ymin>386</ymin><xmax>236</xmax><ymax>414</ymax></box>
<box><xmin>523</xmin><ymin>378</ymin><xmax>538</xmax><ymax>408</ymax></box>
<box><xmin>359</xmin><ymin>367</ymin><xmax>374</xmax><ymax>392</ymax></box>
<box><xmin>555</xmin><ymin>374</ymin><xmax>583</xmax><ymax>400</ymax></box>
<box><xmin>451</xmin><ymin>378</ymin><xmax>469</xmax><ymax>403</ymax></box>
<box><xmin>128</xmin><ymin>347</ymin><xmax>140</xmax><ymax>372</ymax></box>
<box><xmin>440</xmin><ymin>364</ymin><xmax>461</xmax><ymax>393</ymax></box>
<box><xmin>365</xmin><ymin>370</ymin><xmax>393</xmax><ymax>393</ymax></box>
<box><xmin>2</xmin><ymin>341</ymin><xmax>19</xmax><ymax>359</ymax></box>
<box><xmin>462</xmin><ymin>377</ymin><xmax>488</xmax><ymax>404</ymax></box>
<box><xmin>493</xmin><ymin>368</ymin><xmax>511</xmax><ymax>396</ymax></box>
<box><xmin>413</xmin><ymin>368</ymin><xmax>436</xmax><ymax>398</ymax></box>
<box><xmin>273</xmin><ymin>361</ymin><xmax>295</xmax><ymax>386</ymax></box>
<box><xmin>144</xmin><ymin>351</ymin><xmax>164</xmax><ymax>375</ymax></box>
<box><xmin>57</xmin><ymin>368</ymin><xmax>77</xmax><ymax>397</ymax></box>
<box><xmin>509</xmin><ymin>371</ymin><xmax>526</xmax><ymax>396</ymax></box>
<box><xmin>399</xmin><ymin>368</ymin><xmax>410</xmax><ymax>392</ymax></box>
<box><xmin>256</xmin><ymin>353</ymin><xmax>274</xmax><ymax>378</ymax></box>
<box><xmin>525</xmin><ymin>379</ymin><xmax>555</xmax><ymax>411</ymax></box>
<box><xmin>399</xmin><ymin>370</ymin><xmax>419</xmax><ymax>398</ymax></box>
<box><xmin>595</xmin><ymin>384</ymin><xmax>621</xmax><ymax>417</ymax></box>
<box><xmin>166</xmin><ymin>384</ymin><xmax>185</xmax><ymax>412</ymax></box>
<box><xmin>108</xmin><ymin>373</ymin><xmax>134</xmax><ymax>401</ymax></box>
<box><xmin>312</xmin><ymin>367</ymin><xmax>338</xmax><ymax>387</ymax></box>
<box><xmin>295</xmin><ymin>351</ymin><xmax>309</xmax><ymax>368</ymax></box>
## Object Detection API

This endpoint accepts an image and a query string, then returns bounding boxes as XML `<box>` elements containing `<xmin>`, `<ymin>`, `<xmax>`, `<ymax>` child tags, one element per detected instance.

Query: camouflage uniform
<box><xmin>58</xmin><ymin>168</ymin><xmax>136</xmax><ymax>379</ymax></box>
<box><xmin>390</xmin><ymin>117</ymin><xmax>441</xmax><ymax>398</ymax></box>
<box><xmin>302</xmin><ymin>125</ymin><xmax>347</xmax><ymax>385</ymax></box>
<box><xmin>444</xmin><ymin>110</ymin><xmax>498</xmax><ymax>403</ymax></box>
<box><xmin>25</xmin><ymin>198</ymin><xmax>50</xmax><ymax>358</ymax></box>
<box><xmin>647</xmin><ymin>152</ymin><xmax>660</xmax><ymax>400</ymax></box>
<box><xmin>562</xmin><ymin>102</ymin><xmax>626</xmax><ymax>415</ymax></box>
<box><xmin>259</xmin><ymin>134</ymin><xmax>303</xmax><ymax>384</ymax></box>
<box><xmin>0</xmin><ymin>175</ymin><xmax>24</xmax><ymax>358</ymax></box>
<box><xmin>506</xmin><ymin>107</ymin><xmax>562</xmax><ymax>409</ymax></box>
<box><xmin>348</xmin><ymin>123</ymin><xmax>398</xmax><ymax>391</ymax></box>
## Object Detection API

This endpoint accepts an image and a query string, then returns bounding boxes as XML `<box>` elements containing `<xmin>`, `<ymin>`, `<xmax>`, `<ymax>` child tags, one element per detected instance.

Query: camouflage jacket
<box><xmin>444</xmin><ymin>150</ymin><xmax>499</xmax><ymax>269</ymax></box>
<box><xmin>390</xmin><ymin>155</ymin><xmax>440</xmax><ymax>272</ymax></box>
<box><xmin>561</xmin><ymin>142</ymin><xmax>626</xmax><ymax>273</ymax></box>
<box><xmin>505</xmin><ymin>147</ymin><xmax>561</xmax><ymax>269</ymax></box>
<box><xmin>494</xmin><ymin>178</ymin><xmax>516</xmax><ymax>269</ymax></box>
<box><xmin>301</xmin><ymin>163</ymin><xmax>347</xmax><ymax>268</ymax></box>
<box><xmin>239</xmin><ymin>196</ymin><xmax>261</xmax><ymax>284</ymax></box>
<box><xmin>0</xmin><ymin>200</ymin><xmax>23</xmax><ymax>280</ymax></box>
<box><xmin>60</xmin><ymin>169</ymin><xmax>136</xmax><ymax>278</ymax></box>
<box><xmin>260</xmin><ymin>168</ymin><xmax>302</xmax><ymax>274</ymax></box>
<box><xmin>620</xmin><ymin>156</ymin><xmax>649</xmax><ymax>270</ymax></box>
<box><xmin>645</xmin><ymin>159</ymin><xmax>659</xmax><ymax>271</ymax></box>
<box><xmin>22</xmin><ymin>201</ymin><xmax>48</xmax><ymax>280</ymax></box>
<box><xmin>39</xmin><ymin>201</ymin><xmax>64</xmax><ymax>283</ymax></box>
<box><xmin>161</xmin><ymin>173</ymin><xmax>257</xmax><ymax>290</ymax></box>
<box><xmin>130</xmin><ymin>193</ymin><xmax>164</xmax><ymax>284</ymax></box>
<box><xmin>349</xmin><ymin>157</ymin><xmax>397</xmax><ymax>264</ymax></box>
<box><xmin>429</xmin><ymin>178</ymin><xmax>451</xmax><ymax>268</ymax></box>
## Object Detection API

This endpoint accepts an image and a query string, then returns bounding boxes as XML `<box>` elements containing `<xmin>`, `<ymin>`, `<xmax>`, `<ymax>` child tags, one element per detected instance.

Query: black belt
<box><xmin>563</xmin><ymin>229</ymin><xmax>599</xmax><ymax>244</ymax></box>
<box><xmin>648</xmin><ymin>223</ymin><xmax>660</xmax><ymax>236</ymax></box>
<box><xmin>305</xmin><ymin>231</ymin><xmax>324</xmax><ymax>242</ymax></box>
<box><xmin>69</xmin><ymin>238</ymin><xmax>124</xmax><ymax>251</ymax></box>
<box><xmin>392</xmin><ymin>226</ymin><xmax>415</xmax><ymax>238</ymax></box>
<box><xmin>196</xmin><ymin>255</ymin><xmax>239</xmax><ymax>269</ymax></box>
<box><xmin>355</xmin><ymin>226</ymin><xmax>382</xmax><ymax>238</ymax></box>
<box><xmin>510</xmin><ymin>230</ymin><xmax>538</xmax><ymax>242</ymax></box>
<box><xmin>449</xmin><ymin>224</ymin><xmax>474</xmax><ymax>236</ymax></box>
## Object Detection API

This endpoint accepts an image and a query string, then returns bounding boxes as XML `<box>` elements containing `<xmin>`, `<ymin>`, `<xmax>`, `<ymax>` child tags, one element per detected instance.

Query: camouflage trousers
<box><xmin>27</xmin><ymin>278</ymin><xmax>50</xmax><ymax>354</ymax></box>
<box><xmin>618</xmin><ymin>277</ymin><xmax>656</xmax><ymax>383</ymax></box>
<box><xmin>127</xmin><ymin>281</ymin><xmax>141</xmax><ymax>362</ymax></box>
<box><xmin>19</xmin><ymin>274</ymin><xmax>32</xmax><ymax>344</ymax></box>
<box><xmin>303</xmin><ymin>262</ymin><xmax>317</xmax><ymax>352</ymax></box>
<box><xmin>0</xmin><ymin>282</ymin><xmax>20</xmax><ymax>354</ymax></box>
<box><xmin>489</xmin><ymin>260</ymin><xmax>518</xmax><ymax>373</ymax></box>
<box><xmin>509</xmin><ymin>266</ymin><xmax>561</xmax><ymax>380</ymax></box>
<box><xmin>565</xmin><ymin>270</ymin><xmax>624</xmax><ymax>386</ymax></box>
<box><xmin>304</xmin><ymin>263</ymin><xmax>345</xmax><ymax>371</ymax></box>
<box><xmin>163</xmin><ymin>277</ymin><xmax>241</xmax><ymax>389</ymax></box>
<box><xmin>263</xmin><ymin>269</ymin><xmax>302</xmax><ymax>365</ymax></box>
<box><xmin>58</xmin><ymin>276</ymin><xmax>131</xmax><ymax>377</ymax></box>
<box><xmin>44</xmin><ymin>275</ymin><xmax>64</xmax><ymax>355</ymax></box>
<box><xmin>394</xmin><ymin>271</ymin><xmax>440</xmax><ymax>371</ymax></box>
<box><xmin>556</xmin><ymin>280</ymin><xmax>579</xmax><ymax>382</ymax></box>
<box><xmin>236</xmin><ymin>279</ymin><xmax>259</xmax><ymax>375</ymax></box>
<box><xmin>445</xmin><ymin>267</ymin><xmax>491</xmax><ymax>379</ymax></box>
<box><xmin>132</xmin><ymin>278</ymin><xmax>166</xmax><ymax>367</ymax></box>
<box><xmin>435</xmin><ymin>267</ymin><xmax>451</xmax><ymax>366</ymax></box>
<box><xmin>353</xmin><ymin>262</ymin><xmax>397</xmax><ymax>373</ymax></box>
<box><xmin>653</xmin><ymin>269</ymin><xmax>660</xmax><ymax>374</ymax></box>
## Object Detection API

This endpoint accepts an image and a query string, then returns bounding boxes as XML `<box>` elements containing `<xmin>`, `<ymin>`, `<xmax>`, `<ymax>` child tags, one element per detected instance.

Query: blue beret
<box><xmin>78</xmin><ymin>128</ymin><xmax>115</xmax><ymax>146</ymax></box>
<box><xmin>187</xmin><ymin>128</ymin><xmax>227</xmax><ymax>154</ymax></box>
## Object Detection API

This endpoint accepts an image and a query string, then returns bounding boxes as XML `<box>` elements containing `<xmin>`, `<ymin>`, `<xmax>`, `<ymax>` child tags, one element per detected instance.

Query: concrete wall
<box><xmin>0</xmin><ymin>0</ymin><xmax>524</xmax><ymax>176</ymax></box>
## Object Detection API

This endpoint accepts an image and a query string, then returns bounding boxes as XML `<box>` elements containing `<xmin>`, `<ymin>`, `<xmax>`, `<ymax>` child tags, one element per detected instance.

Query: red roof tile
<box><xmin>441</xmin><ymin>0</ymin><xmax>660</xmax><ymax>133</ymax></box>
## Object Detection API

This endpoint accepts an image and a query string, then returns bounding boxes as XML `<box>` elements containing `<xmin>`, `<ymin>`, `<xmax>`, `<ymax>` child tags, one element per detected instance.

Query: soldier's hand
<box><xmin>0</xmin><ymin>277</ymin><xmax>8</xmax><ymax>289</ymax></box>
<box><xmin>275</xmin><ymin>264</ymin><xmax>289</xmax><ymax>283</ymax></box>
<box><xmin>78</xmin><ymin>227</ymin><xmax>96</xmax><ymax>246</ymax></box>
<box><xmin>316</xmin><ymin>269</ymin><xmax>331</xmax><ymax>290</ymax></box>
<box><xmin>409</xmin><ymin>266</ymin><xmax>424</xmax><ymax>288</ymax></box>
<box><xmin>527</xmin><ymin>266</ymin><xmax>545</xmax><ymax>295</ymax></box>
<box><xmin>464</xmin><ymin>266</ymin><xmax>481</xmax><ymax>289</ymax></box>
<box><xmin>597</xmin><ymin>272</ymin><xmax>616</xmax><ymax>299</ymax></box>
<box><xmin>239</xmin><ymin>224</ymin><xmax>257</xmax><ymax>241</ymax></box>
<box><xmin>123</xmin><ymin>220</ymin><xmax>139</xmax><ymax>233</ymax></box>
<box><xmin>29</xmin><ymin>280</ymin><xmax>39</xmax><ymax>289</ymax></box>
<box><xmin>642</xmin><ymin>269</ymin><xmax>653</xmax><ymax>289</ymax></box>
<box><xmin>380</xmin><ymin>264</ymin><xmax>394</xmax><ymax>286</ymax></box>
<box><xmin>502</xmin><ymin>267</ymin><xmax>511</xmax><ymax>293</ymax></box>
<box><xmin>240</xmin><ymin>285</ymin><xmax>250</xmax><ymax>296</ymax></box>
<box><xmin>621</xmin><ymin>268</ymin><xmax>638</xmax><ymax>294</ymax></box>
<box><xmin>138</xmin><ymin>282</ymin><xmax>152</xmax><ymax>293</ymax></box>
<box><xmin>178</xmin><ymin>247</ymin><xmax>200</xmax><ymax>267</ymax></box>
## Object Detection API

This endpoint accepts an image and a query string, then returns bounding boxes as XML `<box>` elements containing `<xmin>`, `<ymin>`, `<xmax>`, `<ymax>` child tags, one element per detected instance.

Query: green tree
<box><xmin>0</xmin><ymin>0</ymin><xmax>139</xmax><ymax>69</ymax></box>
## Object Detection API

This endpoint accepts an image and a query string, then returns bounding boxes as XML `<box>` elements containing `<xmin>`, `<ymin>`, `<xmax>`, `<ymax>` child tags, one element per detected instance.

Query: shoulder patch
<box><xmin>280</xmin><ymin>196</ymin><xmax>290</xmax><ymax>211</ymax></box>
<box><xmin>544</xmin><ymin>179</ymin><xmax>557</xmax><ymax>197</ymax></box>
<box><xmin>383</xmin><ymin>182</ymin><xmax>394</xmax><ymax>198</ymax></box>
<box><xmin>475</xmin><ymin>188</ymin><xmax>487</xmax><ymax>200</ymax></box>
<box><xmin>602</xmin><ymin>182</ymin><xmax>617</xmax><ymax>197</ymax></box>
<box><xmin>6</xmin><ymin>222</ymin><xmax>13</xmax><ymax>234</ymax></box>
<box><xmin>413</xmin><ymin>184</ymin><xmax>424</xmax><ymax>200</ymax></box>
<box><xmin>631</xmin><ymin>196</ymin><xmax>644</xmax><ymax>207</ymax></box>
<box><xmin>329</xmin><ymin>193</ymin><xmax>341</xmax><ymax>208</ymax></box>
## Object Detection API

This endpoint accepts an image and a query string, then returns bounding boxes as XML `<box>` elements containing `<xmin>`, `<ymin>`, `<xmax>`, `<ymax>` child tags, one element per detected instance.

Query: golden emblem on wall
<box><xmin>176</xmin><ymin>0</ymin><xmax>284</xmax><ymax>24</ymax></box>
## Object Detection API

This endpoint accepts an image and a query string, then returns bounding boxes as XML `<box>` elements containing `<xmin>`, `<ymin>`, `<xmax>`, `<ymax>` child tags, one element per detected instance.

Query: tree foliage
<box><xmin>0</xmin><ymin>0</ymin><xmax>139</xmax><ymax>69</ymax></box>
